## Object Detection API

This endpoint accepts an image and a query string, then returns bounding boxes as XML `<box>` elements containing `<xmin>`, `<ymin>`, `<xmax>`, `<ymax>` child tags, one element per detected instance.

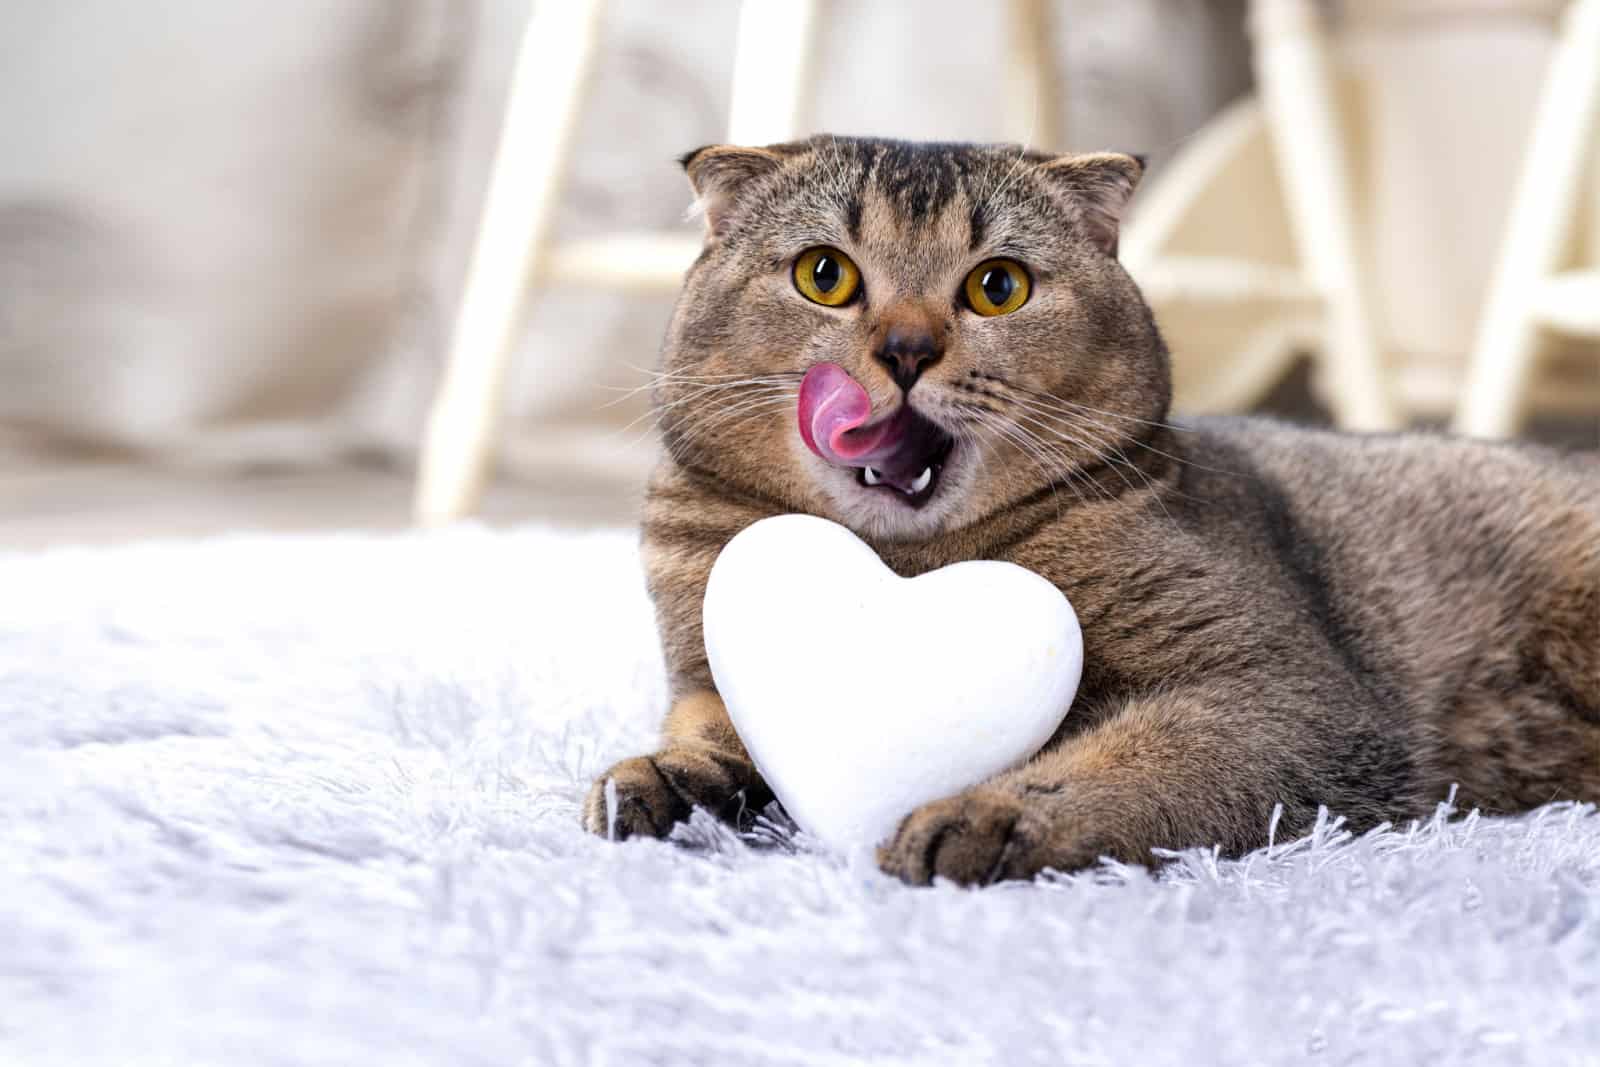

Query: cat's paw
<box><xmin>877</xmin><ymin>787</ymin><xmax>1104</xmax><ymax>886</ymax></box>
<box><xmin>877</xmin><ymin>788</ymin><xmax>1027</xmax><ymax>886</ymax></box>
<box><xmin>582</xmin><ymin>746</ymin><xmax>766</xmax><ymax>841</ymax></box>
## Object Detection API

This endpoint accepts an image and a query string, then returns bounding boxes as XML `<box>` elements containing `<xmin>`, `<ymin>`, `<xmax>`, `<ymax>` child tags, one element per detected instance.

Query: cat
<box><xmin>582</xmin><ymin>136</ymin><xmax>1600</xmax><ymax>886</ymax></box>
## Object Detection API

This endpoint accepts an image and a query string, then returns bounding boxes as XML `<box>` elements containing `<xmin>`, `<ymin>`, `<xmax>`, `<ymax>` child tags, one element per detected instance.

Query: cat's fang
<box><xmin>863</xmin><ymin>467</ymin><xmax>882</xmax><ymax>486</ymax></box>
<box><xmin>910</xmin><ymin>467</ymin><xmax>933</xmax><ymax>493</ymax></box>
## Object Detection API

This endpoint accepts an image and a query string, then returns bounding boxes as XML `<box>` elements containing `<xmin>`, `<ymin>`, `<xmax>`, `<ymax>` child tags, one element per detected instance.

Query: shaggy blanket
<box><xmin>2</xmin><ymin>527</ymin><xmax>1597</xmax><ymax>1066</ymax></box>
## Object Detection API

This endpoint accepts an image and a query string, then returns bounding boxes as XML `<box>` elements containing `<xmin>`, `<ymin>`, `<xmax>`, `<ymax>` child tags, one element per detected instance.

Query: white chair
<box><xmin>413</xmin><ymin>0</ymin><xmax>1061</xmax><ymax>524</ymax></box>
<box><xmin>1453</xmin><ymin>0</ymin><xmax>1600</xmax><ymax>438</ymax></box>
<box><xmin>1127</xmin><ymin>0</ymin><xmax>1598</xmax><ymax>435</ymax></box>
<box><xmin>1123</xmin><ymin>0</ymin><xmax>1402</xmax><ymax>431</ymax></box>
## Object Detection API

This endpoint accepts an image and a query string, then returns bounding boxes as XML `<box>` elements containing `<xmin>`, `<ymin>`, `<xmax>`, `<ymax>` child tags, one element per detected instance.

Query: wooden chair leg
<box><xmin>414</xmin><ymin>0</ymin><xmax>606</xmax><ymax>525</ymax></box>
<box><xmin>1004</xmin><ymin>0</ymin><xmax>1061</xmax><ymax>150</ymax></box>
<box><xmin>1453</xmin><ymin>0</ymin><xmax>1600</xmax><ymax>439</ymax></box>
<box><xmin>1251</xmin><ymin>0</ymin><xmax>1400</xmax><ymax>431</ymax></box>
<box><xmin>727</xmin><ymin>0</ymin><xmax>821</xmax><ymax>145</ymax></box>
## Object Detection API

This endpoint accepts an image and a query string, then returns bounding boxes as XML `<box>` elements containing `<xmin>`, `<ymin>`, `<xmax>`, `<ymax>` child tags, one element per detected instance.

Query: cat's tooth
<box><xmin>863</xmin><ymin>467</ymin><xmax>882</xmax><ymax>486</ymax></box>
<box><xmin>910</xmin><ymin>467</ymin><xmax>933</xmax><ymax>493</ymax></box>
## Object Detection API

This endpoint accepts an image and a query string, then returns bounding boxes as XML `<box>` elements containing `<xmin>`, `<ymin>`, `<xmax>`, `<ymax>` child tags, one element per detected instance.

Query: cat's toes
<box><xmin>582</xmin><ymin>747</ymin><xmax>766</xmax><ymax>840</ymax></box>
<box><xmin>878</xmin><ymin>788</ymin><xmax>1033</xmax><ymax>887</ymax></box>
<box><xmin>582</xmin><ymin>755</ymin><xmax>686</xmax><ymax>840</ymax></box>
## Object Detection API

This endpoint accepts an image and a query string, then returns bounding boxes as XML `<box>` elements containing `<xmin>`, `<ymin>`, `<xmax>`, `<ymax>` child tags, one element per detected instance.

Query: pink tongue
<box><xmin>797</xmin><ymin>363</ymin><xmax>905</xmax><ymax>467</ymax></box>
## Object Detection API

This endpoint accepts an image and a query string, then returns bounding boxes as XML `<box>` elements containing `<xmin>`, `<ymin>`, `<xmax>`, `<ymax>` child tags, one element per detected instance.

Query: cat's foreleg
<box><xmin>877</xmin><ymin>686</ymin><xmax>1381</xmax><ymax>886</ymax></box>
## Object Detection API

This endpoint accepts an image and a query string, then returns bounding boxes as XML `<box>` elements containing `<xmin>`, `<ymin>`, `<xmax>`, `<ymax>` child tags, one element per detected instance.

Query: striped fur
<box><xmin>585</xmin><ymin>137</ymin><xmax>1600</xmax><ymax>884</ymax></box>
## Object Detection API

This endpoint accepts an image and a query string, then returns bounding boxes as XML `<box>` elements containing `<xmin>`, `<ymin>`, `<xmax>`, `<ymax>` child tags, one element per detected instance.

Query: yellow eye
<box><xmin>963</xmin><ymin>259</ymin><xmax>1031</xmax><ymax>317</ymax></box>
<box><xmin>793</xmin><ymin>247</ymin><xmax>861</xmax><ymax>307</ymax></box>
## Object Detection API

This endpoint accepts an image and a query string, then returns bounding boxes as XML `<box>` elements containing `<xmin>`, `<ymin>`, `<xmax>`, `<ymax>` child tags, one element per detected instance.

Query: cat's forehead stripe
<box><xmin>866</xmin><ymin>141</ymin><xmax>964</xmax><ymax>220</ymax></box>
<box><xmin>844</xmin><ymin>193</ymin><xmax>864</xmax><ymax>244</ymax></box>
<box><xmin>967</xmin><ymin>201</ymin><xmax>987</xmax><ymax>252</ymax></box>
<box><xmin>787</xmin><ymin>137</ymin><xmax>1055</xmax><ymax>252</ymax></box>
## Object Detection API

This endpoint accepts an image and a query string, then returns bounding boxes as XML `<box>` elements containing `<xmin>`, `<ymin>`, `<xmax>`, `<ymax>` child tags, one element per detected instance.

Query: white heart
<box><xmin>703</xmin><ymin>514</ymin><xmax>1082</xmax><ymax>852</ymax></box>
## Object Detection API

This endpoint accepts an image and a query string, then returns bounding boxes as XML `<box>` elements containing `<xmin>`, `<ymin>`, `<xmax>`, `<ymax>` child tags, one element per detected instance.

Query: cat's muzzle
<box><xmin>799</xmin><ymin>362</ymin><xmax>956</xmax><ymax>508</ymax></box>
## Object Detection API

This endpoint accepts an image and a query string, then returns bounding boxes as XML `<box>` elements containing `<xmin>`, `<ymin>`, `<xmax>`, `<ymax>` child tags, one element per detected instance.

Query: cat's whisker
<box><xmin>945</xmin><ymin>410</ymin><xmax>1073</xmax><ymax>522</ymax></box>
<box><xmin>1004</xmin><ymin>418</ymin><xmax>1119</xmax><ymax>507</ymax></box>
<box><xmin>1003</xmin><ymin>424</ymin><xmax>1096</xmax><ymax>511</ymax></box>
<box><xmin>618</xmin><ymin>363</ymin><xmax>803</xmax><ymax>388</ymax></box>
<box><xmin>1015</xmin><ymin>436</ymin><xmax>1085</xmax><ymax>524</ymax></box>
<box><xmin>669</xmin><ymin>391</ymin><xmax>798</xmax><ymax>456</ymax></box>
<box><xmin>614</xmin><ymin>384</ymin><xmax>754</xmax><ymax>440</ymax></box>
<box><xmin>981</xmin><ymin>374</ymin><xmax>1193</xmax><ymax>434</ymax></box>
<box><xmin>960</xmin><ymin>375</ymin><xmax>1209</xmax><ymax>495</ymax></box>
<box><xmin>1000</xmin><ymin>394</ymin><xmax>1163</xmax><ymax>485</ymax></box>
<box><xmin>977</xmin><ymin>402</ymin><xmax>1126</xmax><ymax>509</ymax></box>
<box><xmin>661</xmin><ymin>368</ymin><xmax>804</xmax><ymax>384</ymax></box>
<box><xmin>675</xmin><ymin>388</ymin><xmax>797</xmax><ymax>436</ymax></box>
<box><xmin>822</xmin><ymin>135</ymin><xmax>852</xmax><ymax>203</ymax></box>
<box><xmin>644</xmin><ymin>372</ymin><xmax>804</xmax><ymax>393</ymax></box>
<box><xmin>666</xmin><ymin>403</ymin><xmax>796</xmax><ymax>468</ymax></box>
<box><xmin>1002</xmin><ymin>393</ymin><xmax>1226</xmax><ymax>500</ymax></box>
<box><xmin>667</xmin><ymin>411</ymin><xmax>777</xmax><ymax>466</ymax></box>
<box><xmin>1001</xmin><ymin>398</ymin><xmax>1186</xmax><ymax>523</ymax></box>
<box><xmin>1009</xmin><ymin>408</ymin><xmax>1150</xmax><ymax>502</ymax></box>
<box><xmin>599</xmin><ymin>368</ymin><xmax>802</xmax><ymax>412</ymax></box>
<box><xmin>985</xmin><ymin>381</ymin><xmax>1241</xmax><ymax>482</ymax></box>
<box><xmin>617</xmin><ymin>382</ymin><xmax>796</xmax><ymax>457</ymax></box>
<box><xmin>603</xmin><ymin>386</ymin><xmax>792</xmax><ymax>451</ymax></box>
<box><xmin>982</xmin><ymin>142</ymin><xmax>1032</xmax><ymax>219</ymax></box>
<box><xmin>597</xmin><ymin>378</ymin><xmax>677</xmax><ymax>411</ymax></box>
<box><xmin>642</xmin><ymin>377</ymin><xmax>805</xmax><ymax>419</ymax></box>
<box><xmin>966</xmin><ymin>388</ymin><xmax>1191</xmax><ymax>502</ymax></box>
<box><xmin>960</xmin><ymin>403</ymin><xmax>1094</xmax><ymax>510</ymax></box>
<box><xmin>1025</xmin><ymin>396</ymin><xmax>1191</xmax><ymax>445</ymax></box>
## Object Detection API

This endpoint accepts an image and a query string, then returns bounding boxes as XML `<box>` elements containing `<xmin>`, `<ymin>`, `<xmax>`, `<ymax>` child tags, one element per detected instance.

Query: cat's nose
<box><xmin>874</xmin><ymin>327</ymin><xmax>943</xmax><ymax>390</ymax></box>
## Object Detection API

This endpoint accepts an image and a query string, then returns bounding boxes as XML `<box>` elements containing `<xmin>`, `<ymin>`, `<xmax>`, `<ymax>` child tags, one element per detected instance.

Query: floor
<box><xmin>9</xmin><ymin>519</ymin><xmax>1599</xmax><ymax>1064</ymax></box>
<box><xmin>0</xmin><ymin>446</ymin><xmax>645</xmax><ymax>551</ymax></box>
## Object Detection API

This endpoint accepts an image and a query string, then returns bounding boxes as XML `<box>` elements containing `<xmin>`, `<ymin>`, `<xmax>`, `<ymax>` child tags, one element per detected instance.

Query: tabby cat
<box><xmin>582</xmin><ymin>136</ymin><xmax>1599</xmax><ymax>886</ymax></box>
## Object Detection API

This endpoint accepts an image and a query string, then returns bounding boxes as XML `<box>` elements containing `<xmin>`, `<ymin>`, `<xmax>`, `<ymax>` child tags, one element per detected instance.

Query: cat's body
<box><xmin>584</xmin><ymin>136</ymin><xmax>1599</xmax><ymax>884</ymax></box>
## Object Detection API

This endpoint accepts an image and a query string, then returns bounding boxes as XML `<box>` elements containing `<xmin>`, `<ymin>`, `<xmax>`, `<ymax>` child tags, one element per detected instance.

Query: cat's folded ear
<box><xmin>1036</xmin><ymin>152</ymin><xmax>1145</xmax><ymax>257</ymax></box>
<box><xmin>679</xmin><ymin>144</ymin><xmax>786</xmax><ymax>240</ymax></box>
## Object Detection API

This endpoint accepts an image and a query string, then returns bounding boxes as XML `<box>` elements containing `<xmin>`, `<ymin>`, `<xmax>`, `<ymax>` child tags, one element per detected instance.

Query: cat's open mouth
<box><xmin>850</xmin><ymin>411</ymin><xmax>955</xmax><ymax>506</ymax></box>
<box><xmin>798</xmin><ymin>362</ymin><xmax>957</xmax><ymax>508</ymax></box>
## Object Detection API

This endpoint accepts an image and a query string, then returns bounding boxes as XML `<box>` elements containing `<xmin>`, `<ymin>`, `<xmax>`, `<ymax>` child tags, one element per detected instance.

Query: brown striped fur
<box><xmin>583</xmin><ymin>136</ymin><xmax>1600</xmax><ymax>884</ymax></box>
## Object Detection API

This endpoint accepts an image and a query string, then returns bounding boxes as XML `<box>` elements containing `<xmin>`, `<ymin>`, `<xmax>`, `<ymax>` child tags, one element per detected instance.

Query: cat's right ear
<box><xmin>680</xmin><ymin>145</ymin><xmax>784</xmax><ymax>240</ymax></box>
<box><xmin>1036</xmin><ymin>152</ymin><xmax>1145</xmax><ymax>257</ymax></box>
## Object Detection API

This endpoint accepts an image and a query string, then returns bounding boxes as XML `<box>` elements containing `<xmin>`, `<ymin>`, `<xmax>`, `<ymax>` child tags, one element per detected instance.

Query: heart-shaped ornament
<box><xmin>703</xmin><ymin>514</ymin><xmax>1082</xmax><ymax>852</ymax></box>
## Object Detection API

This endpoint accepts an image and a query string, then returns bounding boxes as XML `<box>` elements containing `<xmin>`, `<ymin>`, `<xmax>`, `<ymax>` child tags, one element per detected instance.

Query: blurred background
<box><xmin>2</xmin><ymin>0</ymin><xmax>1595</xmax><ymax>549</ymax></box>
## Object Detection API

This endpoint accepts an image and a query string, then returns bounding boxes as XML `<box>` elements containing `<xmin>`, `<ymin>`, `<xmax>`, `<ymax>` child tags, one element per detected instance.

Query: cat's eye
<box><xmin>793</xmin><ymin>247</ymin><xmax>861</xmax><ymax>307</ymax></box>
<box><xmin>963</xmin><ymin>259</ymin><xmax>1031</xmax><ymax>317</ymax></box>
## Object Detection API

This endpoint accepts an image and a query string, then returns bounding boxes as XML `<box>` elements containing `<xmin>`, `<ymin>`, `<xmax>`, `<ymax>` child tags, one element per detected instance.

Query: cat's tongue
<box><xmin>797</xmin><ymin>363</ymin><xmax>910</xmax><ymax>469</ymax></box>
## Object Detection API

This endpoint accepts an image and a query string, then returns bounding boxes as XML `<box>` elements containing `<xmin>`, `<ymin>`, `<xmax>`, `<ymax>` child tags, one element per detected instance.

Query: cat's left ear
<box><xmin>1036</xmin><ymin>152</ymin><xmax>1145</xmax><ymax>257</ymax></box>
<box><xmin>680</xmin><ymin>144</ymin><xmax>785</xmax><ymax>240</ymax></box>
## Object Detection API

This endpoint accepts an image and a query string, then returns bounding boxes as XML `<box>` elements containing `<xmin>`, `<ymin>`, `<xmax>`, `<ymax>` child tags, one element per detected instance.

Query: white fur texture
<box><xmin>2</xmin><ymin>527</ymin><xmax>1597</xmax><ymax>1066</ymax></box>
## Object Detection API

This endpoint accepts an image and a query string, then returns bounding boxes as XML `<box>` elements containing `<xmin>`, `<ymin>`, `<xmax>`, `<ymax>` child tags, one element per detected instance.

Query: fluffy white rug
<box><xmin>3</xmin><ymin>526</ymin><xmax>1597</xmax><ymax>1066</ymax></box>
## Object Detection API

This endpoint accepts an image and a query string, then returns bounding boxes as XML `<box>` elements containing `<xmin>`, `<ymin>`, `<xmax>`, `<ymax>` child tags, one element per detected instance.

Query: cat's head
<box><xmin>657</xmin><ymin>136</ymin><xmax>1170</xmax><ymax>542</ymax></box>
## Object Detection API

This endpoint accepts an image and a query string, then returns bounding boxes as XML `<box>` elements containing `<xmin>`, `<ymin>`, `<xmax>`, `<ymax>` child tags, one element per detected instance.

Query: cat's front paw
<box><xmin>582</xmin><ymin>745</ymin><xmax>767</xmax><ymax>840</ymax></box>
<box><xmin>877</xmin><ymin>787</ymin><xmax>1105</xmax><ymax>886</ymax></box>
